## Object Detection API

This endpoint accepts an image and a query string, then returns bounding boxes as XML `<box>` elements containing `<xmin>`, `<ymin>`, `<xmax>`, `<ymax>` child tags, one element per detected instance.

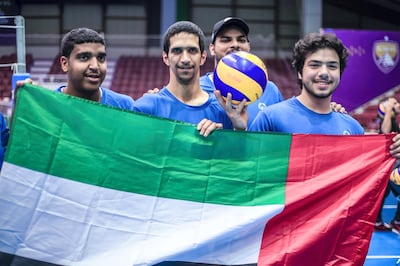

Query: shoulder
<box><xmin>265</xmin><ymin>97</ymin><xmax>296</xmax><ymax>111</ymax></box>
<box><xmin>136</xmin><ymin>87</ymin><xmax>171</xmax><ymax>101</ymax></box>
<box><xmin>336</xmin><ymin>112</ymin><xmax>364</xmax><ymax>126</ymax></box>
<box><xmin>330</xmin><ymin>112</ymin><xmax>365</xmax><ymax>134</ymax></box>
<box><xmin>254</xmin><ymin>98</ymin><xmax>295</xmax><ymax>121</ymax></box>
<box><xmin>102</xmin><ymin>88</ymin><xmax>134</xmax><ymax>102</ymax></box>
<box><xmin>133</xmin><ymin>87</ymin><xmax>173</xmax><ymax>111</ymax></box>
<box><xmin>266</xmin><ymin>80</ymin><xmax>279</xmax><ymax>90</ymax></box>
<box><xmin>200</xmin><ymin>73</ymin><xmax>214</xmax><ymax>93</ymax></box>
<box><xmin>266</xmin><ymin>80</ymin><xmax>282</xmax><ymax>95</ymax></box>
<box><xmin>101</xmin><ymin>88</ymin><xmax>135</xmax><ymax>109</ymax></box>
<box><xmin>260</xmin><ymin>80</ymin><xmax>284</xmax><ymax>102</ymax></box>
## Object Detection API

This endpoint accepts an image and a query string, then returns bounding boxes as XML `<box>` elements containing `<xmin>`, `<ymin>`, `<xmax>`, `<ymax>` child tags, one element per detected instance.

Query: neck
<box><xmin>166</xmin><ymin>81</ymin><xmax>208</xmax><ymax>106</ymax></box>
<box><xmin>63</xmin><ymin>86</ymin><xmax>102</xmax><ymax>102</ymax></box>
<box><xmin>297</xmin><ymin>93</ymin><xmax>332</xmax><ymax>114</ymax></box>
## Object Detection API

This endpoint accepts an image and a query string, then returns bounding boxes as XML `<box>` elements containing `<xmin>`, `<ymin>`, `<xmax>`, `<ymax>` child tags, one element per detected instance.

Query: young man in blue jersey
<box><xmin>201</xmin><ymin>17</ymin><xmax>284</xmax><ymax>127</ymax></box>
<box><xmin>17</xmin><ymin>28</ymin><xmax>135</xmax><ymax>110</ymax></box>
<box><xmin>247</xmin><ymin>32</ymin><xmax>363</xmax><ymax>134</ymax></box>
<box><xmin>57</xmin><ymin>28</ymin><xmax>134</xmax><ymax>110</ymax></box>
<box><xmin>133</xmin><ymin>21</ymin><xmax>247</xmax><ymax>137</ymax></box>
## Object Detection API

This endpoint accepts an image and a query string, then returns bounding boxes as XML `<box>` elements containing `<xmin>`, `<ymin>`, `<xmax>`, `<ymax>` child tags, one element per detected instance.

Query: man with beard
<box><xmin>247</xmin><ymin>32</ymin><xmax>363</xmax><ymax>134</ymax></box>
<box><xmin>133</xmin><ymin>21</ymin><xmax>247</xmax><ymax>137</ymax></box>
<box><xmin>200</xmin><ymin>17</ymin><xmax>284</xmax><ymax>127</ymax></box>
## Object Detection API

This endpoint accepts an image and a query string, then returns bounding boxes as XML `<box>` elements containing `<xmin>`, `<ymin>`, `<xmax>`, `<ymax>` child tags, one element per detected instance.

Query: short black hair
<box><xmin>292</xmin><ymin>32</ymin><xmax>348</xmax><ymax>76</ymax></box>
<box><xmin>61</xmin><ymin>27</ymin><xmax>106</xmax><ymax>58</ymax></box>
<box><xmin>162</xmin><ymin>21</ymin><xmax>205</xmax><ymax>54</ymax></box>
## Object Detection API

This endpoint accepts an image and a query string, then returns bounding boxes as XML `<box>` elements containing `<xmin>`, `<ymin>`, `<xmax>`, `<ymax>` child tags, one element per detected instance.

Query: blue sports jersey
<box><xmin>0</xmin><ymin>113</ymin><xmax>9</xmax><ymax>170</ymax></box>
<box><xmin>133</xmin><ymin>87</ymin><xmax>233</xmax><ymax>129</ymax></box>
<box><xmin>56</xmin><ymin>86</ymin><xmax>135</xmax><ymax>111</ymax></box>
<box><xmin>249</xmin><ymin>97</ymin><xmax>364</xmax><ymax>135</ymax></box>
<box><xmin>200</xmin><ymin>72</ymin><xmax>283</xmax><ymax>126</ymax></box>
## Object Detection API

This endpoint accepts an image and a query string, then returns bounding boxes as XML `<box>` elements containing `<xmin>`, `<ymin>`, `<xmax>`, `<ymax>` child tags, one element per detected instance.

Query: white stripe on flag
<box><xmin>0</xmin><ymin>162</ymin><xmax>284</xmax><ymax>266</ymax></box>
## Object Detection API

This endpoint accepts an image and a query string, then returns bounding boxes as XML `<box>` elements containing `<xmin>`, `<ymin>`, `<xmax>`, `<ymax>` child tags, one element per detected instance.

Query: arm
<box><xmin>214</xmin><ymin>90</ymin><xmax>248</xmax><ymax>131</ymax></box>
<box><xmin>0</xmin><ymin>114</ymin><xmax>9</xmax><ymax>168</ymax></box>
<box><xmin>0</xmin><ymin>115</ymin><xmax>9</xmax><ymax>148</ymax></box>
<box><xmin>380</xmin><ymin>99</ymin><xmax>396</xmax><ymax>133</ymax></box>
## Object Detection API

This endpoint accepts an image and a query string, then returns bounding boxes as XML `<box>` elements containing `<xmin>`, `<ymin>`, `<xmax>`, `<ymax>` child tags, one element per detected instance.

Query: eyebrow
<box><xmin>308</xmin><ymin>60</ymin><xmax>339</xmax><ymax>65</ymax></box>
<box><xmin>76</xmin><ymin>51</ymin><xmax>106</xmax><ymax>56</ymax></box>
<box><xmin>219</xmin><ymin>34</ymin><xmax>247</xmax><ymax>39</ymax></box>
<box><xmin>170</xmin><ymin>46</ymin><xmax>199</xmax><ymax>50</ymax></box>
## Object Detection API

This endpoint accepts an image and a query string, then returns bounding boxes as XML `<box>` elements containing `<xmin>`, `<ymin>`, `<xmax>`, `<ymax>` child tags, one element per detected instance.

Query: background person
<box><xmin>375</xmin><ymin>97</ymin><xmax>400</xmax><ymax>233</ymax></box>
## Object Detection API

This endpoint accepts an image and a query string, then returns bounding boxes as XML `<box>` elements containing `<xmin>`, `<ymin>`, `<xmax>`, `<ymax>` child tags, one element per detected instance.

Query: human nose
<box><xmin>180</xmin><ymin>50</ymin><xmax>191</xmax><ymax>63</ymax></box>
<box><xmin>230</xmin><ymin>39</ymin><xmax>240</xmax><ymax>49</ymax></box>
<box><xmin>318</xmin><ymin>65</ymin><xmax>329</xmax><ymax>79</ymax></box>
<box><xmin>88</xmin><ymin>57</ymin><xmax>100</xmax><ymax>69</ymax></box>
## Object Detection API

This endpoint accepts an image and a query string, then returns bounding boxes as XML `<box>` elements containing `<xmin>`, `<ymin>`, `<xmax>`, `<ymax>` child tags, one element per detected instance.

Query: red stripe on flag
<box><xmin>258</xmin><ymin>134</ymin><xmax>396</xmax><ymax>265</ymax></box>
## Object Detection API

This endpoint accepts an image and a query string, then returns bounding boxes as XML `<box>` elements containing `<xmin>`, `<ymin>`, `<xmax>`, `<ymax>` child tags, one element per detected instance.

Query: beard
<box><xmin>302</xmin><ymin>82</ymin><xmax>336</xmax><ymax>99</ymax></box>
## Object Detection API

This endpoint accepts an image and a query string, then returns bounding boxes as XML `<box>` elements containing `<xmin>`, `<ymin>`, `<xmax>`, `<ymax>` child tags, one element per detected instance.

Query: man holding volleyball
<box><xmin>201</xmin><ymin>17</ymin><xmax>284</xmax><ymax>126</ymax></box>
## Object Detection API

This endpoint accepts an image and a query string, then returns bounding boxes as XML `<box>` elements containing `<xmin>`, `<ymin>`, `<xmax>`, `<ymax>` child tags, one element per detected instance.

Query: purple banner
<box><xmin>323</xmin><ymin>29</ymin><xmax>400</xmax><ymax>112</ymax></box>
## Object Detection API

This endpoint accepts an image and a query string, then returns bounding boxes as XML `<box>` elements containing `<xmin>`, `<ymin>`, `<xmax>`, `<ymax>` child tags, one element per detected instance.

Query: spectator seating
<box><xmin>48</xmin><ymin>54</ymin><xmax>62</xmax><ymax>74</ymax></box>
<box><xmin>351</xmin><ymin>105</ymin><xmax>381</xmax><ymax>133</ymax></box>
<box><xmin>0</xmin><ymin>53</ymin><xmax>33</xmax><ymax>99</ymax></box>
<box><xmin>264</xmin><ymin>57</ymin><xmax>300</xmax><ymax>99</ymax></box>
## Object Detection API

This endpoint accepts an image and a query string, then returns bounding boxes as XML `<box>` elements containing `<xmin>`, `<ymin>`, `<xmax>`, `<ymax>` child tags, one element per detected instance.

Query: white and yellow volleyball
<box><xmin>213</xmin><ymin>51</ymin><xmax>268</xmax><ymax>105</ymax></box>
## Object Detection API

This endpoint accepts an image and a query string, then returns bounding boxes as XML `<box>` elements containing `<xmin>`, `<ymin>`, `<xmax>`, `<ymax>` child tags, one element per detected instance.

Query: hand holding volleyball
<box><xmin>377</xmin><ymin>100</ymin><xmax>395</xmax><ymax>118</ymax></box>
<box><xmin>390</xmin><ymin>167</ymin><xmax>400</xmax><ymax>185</ymax></box>
<box><xmin>213</xmin><ymin>51</ymin><xmax>268</xmax><ymax>105</ymax></box>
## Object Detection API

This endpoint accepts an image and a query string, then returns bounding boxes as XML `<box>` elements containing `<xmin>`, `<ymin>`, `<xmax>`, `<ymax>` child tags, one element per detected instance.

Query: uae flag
<box><xmin>0</xmin><ymin>85</ymin><xmax>395</xmax><ymax>266</ymax></box>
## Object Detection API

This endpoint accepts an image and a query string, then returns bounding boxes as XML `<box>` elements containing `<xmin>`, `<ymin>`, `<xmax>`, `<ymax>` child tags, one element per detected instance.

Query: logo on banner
<box><xmin>373</xmin><ymin>36</ymin><xmax>399</xmax><ymax>74</ymax></box>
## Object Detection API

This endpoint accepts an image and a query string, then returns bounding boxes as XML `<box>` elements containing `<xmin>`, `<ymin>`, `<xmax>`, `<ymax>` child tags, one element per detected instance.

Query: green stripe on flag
<box><xmin>8</xmin><ymin>85</ymin><xmax>292</xmax><ymax>206</ymax></box>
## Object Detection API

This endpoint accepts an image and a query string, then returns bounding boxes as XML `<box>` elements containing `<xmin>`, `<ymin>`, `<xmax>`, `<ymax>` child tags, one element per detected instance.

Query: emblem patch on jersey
<box><xmin>373</xmin><ymin>36</ymin><xmax>399</xmax><ymax>74</ymax></box>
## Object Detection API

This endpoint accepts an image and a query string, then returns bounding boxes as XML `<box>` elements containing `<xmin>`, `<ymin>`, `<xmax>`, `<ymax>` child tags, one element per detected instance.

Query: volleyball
<box><xmin>213</xmin><ymin>51</ymin><xmax>268</xmax><ymax>105</ymax></box>
<box><xmin>390</xmin><ymin>167</ymin><xmax>400</xmax><ymax>185</ymax></box>
<box><xmin>377</xmin><ymin>102</ymin><xmax>395</xmax><ymax>118</ymax></box>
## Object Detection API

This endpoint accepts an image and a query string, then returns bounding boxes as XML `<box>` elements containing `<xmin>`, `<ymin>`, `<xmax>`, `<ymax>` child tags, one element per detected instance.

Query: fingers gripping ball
<box><xmin>213</xmin><ymin>51</ymin><xmax>268</xmax><ymax>105</ymax></box>
<box><xmin>377</xmin><ymin>102</ymin><xmax>395</xmax><ymax>118</ymax></box>
<box><xmin>390</xmin><ymin>167</ymin><xmax>400</xmax><ymax>185</ymax></box>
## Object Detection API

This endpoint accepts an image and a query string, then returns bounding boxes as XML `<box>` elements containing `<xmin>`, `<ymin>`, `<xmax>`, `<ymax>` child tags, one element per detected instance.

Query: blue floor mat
<box><xmin>365</xmin><ymin>193</ymin><xmax>400</xmax><ymax>265</ymax></box>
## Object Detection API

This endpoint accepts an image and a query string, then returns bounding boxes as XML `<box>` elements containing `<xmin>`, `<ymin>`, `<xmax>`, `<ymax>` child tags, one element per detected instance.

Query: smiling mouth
<box><xmin>85</xmin><ymin>73</ymin><xmax>101</xmax><ymax>78</ymax></box>
<box><xmin>178</xmin><ymin>65</ymin><xmax>193</xmax><ymax>70</ymax></box>
<box><xmin>315</xmin><ymin>80</ymin><xmax>331</xmax><ymax>85</ymax></box>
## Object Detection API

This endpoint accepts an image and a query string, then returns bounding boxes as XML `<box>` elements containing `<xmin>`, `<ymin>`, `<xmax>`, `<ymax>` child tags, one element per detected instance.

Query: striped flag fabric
<box><xmin>0</xmin><ymin>84</ymin><xmax>395</xmax><ymax>266</ymax></box>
